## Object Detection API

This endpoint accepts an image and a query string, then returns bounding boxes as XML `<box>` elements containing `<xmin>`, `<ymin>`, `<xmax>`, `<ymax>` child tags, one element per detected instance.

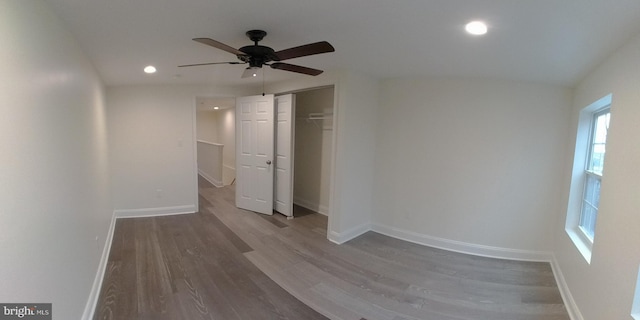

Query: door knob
<box><xmin>266</xmin><ymin>160</ymin><xmax>272</xmax><ymax>165</ymax></box>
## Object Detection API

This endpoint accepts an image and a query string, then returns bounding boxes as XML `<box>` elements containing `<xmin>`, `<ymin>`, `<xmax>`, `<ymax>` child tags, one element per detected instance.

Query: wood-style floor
<box><xmin>94</xmin><ymin>176</ymin><xmax>569</xmax><ymax>320</ymax></box>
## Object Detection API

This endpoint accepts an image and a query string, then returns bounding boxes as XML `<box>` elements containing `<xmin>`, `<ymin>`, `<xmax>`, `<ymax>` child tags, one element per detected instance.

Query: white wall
<box><xmin>555</xmin><ymin>31</ymin><xmax>640</xmax><ymax>320</ymax></box>
<box><xmin>107</xmin><ymin>85</ymin><xmax>250</xmax><ymax>217</ymax></box>
<box><xmin>0</xmin><ymin>1</ymin><xmax>112</xmax><ymax>319</ymax></box>
<box><xmin>216</xmin><ymin>108</ymin><xmax>236</xmax><ymax>185</ymax></box>
<box><xmin>372</xmin><ymin>78</ymin><xmax>572</xmax><ymax>258</ymax></box>
<box><xmin>196</xmin><ymin>110</ymin><xmax>219</xmax><ymax>143</ymax></box>
<box><xmin>329</xmin><ymin>72</ymin><xmax>379</xmax><ymax>242</ymax></box>
<box><xmin>196</xmin><ymin>141</ymin><xmax>223</xmax><ymax>187</ymax></box>
<box><xmin>294</xmin><ymin>87</ymin><xmax>334</xmax><ymax>215</ymax></box>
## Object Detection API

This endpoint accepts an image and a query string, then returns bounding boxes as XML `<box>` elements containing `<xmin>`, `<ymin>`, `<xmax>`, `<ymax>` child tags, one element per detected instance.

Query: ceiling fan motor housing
<box><xmin>239</xmin><ymin>44</ymin><xmax>279</xmax><ymax>67</ymax></box>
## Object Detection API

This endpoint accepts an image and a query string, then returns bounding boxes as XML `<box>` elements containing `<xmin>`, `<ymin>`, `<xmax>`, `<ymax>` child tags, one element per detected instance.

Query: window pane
<box><xmin>588</xmin><ymin>111</ymin><xmax>610</xmax><ymax>175</ymax></box>
<box><xmin>591</xmin><ymin>143</ymin><xmax>605</xmax><ymax>174</ymax></box>
<box><xmin>580</xmin><ymin>202</ymin><xmax>597</xmax><ymax>240</ymax></box>
<box><xmin>584</xmin><ymin>175</ymin><xmax>601</xmax><ymax>207</ymax></box>
<box><xmin>593</xmin><ymin>113</ymin><xmax>609</xmax><ymax>143</ymax></box>
<box><xmin>582</xmin><ymin>175</ymin><xmax>600</xmax><ymax>232</ymax></box>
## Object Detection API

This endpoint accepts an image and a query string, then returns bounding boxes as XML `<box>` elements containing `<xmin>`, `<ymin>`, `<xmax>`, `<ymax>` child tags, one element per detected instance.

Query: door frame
<box><xmin>273</xmin><ymin>85</ymin><xmax>337</xmax><ymax>222</ymax></box>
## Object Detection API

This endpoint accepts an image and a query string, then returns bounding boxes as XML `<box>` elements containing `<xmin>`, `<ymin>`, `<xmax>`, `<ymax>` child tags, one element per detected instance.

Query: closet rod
<box><xmin>306</xmin><ymin>112</ymin><xmax>333</xmax><ymax>120</ymax></box>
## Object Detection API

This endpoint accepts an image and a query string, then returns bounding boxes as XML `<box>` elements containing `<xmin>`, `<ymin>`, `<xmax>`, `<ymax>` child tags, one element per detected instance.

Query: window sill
<box><xmin>566</xmin><ymin>227</ymin><xmax>593</xmax><ymax>263</ymax></box>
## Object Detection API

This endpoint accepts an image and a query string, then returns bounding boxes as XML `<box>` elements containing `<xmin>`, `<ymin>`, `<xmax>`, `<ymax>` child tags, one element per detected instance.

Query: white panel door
<box><xmin>235</xmin><ymin>94</ymin><xmax>274</xmax><ymax>215</ymax></box>
<box><xmin>274</xmin><ymin>94</ymin><xmax>295</xmax><ymax>217</ymax></box>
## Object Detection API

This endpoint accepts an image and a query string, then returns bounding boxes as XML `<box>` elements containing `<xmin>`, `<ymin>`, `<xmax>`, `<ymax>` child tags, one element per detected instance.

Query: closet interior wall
<box><xmin>293</xmin><ymin>87</ymin><xmax>335</xmax><ymax>216</ymax></box>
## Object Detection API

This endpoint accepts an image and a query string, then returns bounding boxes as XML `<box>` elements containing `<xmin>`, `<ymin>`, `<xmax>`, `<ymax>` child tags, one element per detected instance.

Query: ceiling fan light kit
<box><xmin>242</xmin><ymin>66</ymin><xmax>260</xmax><ymax>78</ymax></box>
<box><xmin>179</xmin><ymin>29</ymin><xmax>334</xmax><ymax>77</ymax></box>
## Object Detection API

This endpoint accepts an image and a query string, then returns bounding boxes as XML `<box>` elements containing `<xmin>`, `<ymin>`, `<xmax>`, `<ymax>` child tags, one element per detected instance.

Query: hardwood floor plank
<box><xmin>294</xmin><ymin>259</ymin><xmax>466</xmax><ymax>320</ymax></box>
<box><xmin>249</xmin><ymin>272</ymin><xmax>329</xmax><ymax>320</ymax></box>
<box><xmin>259</xmin><ymin>212</ymin><xmax>290</xmax><ymax>228</ymax></box>
<box><xmin>245</xmin><ymin>250</ymin><xmax>363</xmax><ymax>320</ymax></box>
<box><xmin>155</xmin><ymin>216</ymin><xmax>218</xmax><ymax>320</ymax></box>
<box><xmin>347</xmin><ymin>232</ymin><xmax>566</xmax><ymax>311</ymax></box>
<box><xmin>93</xmin><ymin>261</ymin><xmax>121</xmax><ymax>320</ymax></box>
<box><xmin>179</xmin><ymin>253</ymin><xmax>243</xmax><ymax>320</ymax></box>
<box><xmin>168</xmin><ymin>214</ymin><xmax>249</xmax><ymax>320</ymax></box>
<box><xmin>95</xmin><ymin>219</ymin><xmax>139</xmax><ymax>319</ymax></box>
<box><xmin>133</xmin><ymin>219</ymin><xmax>175</xmax><ymax>317</ymax></box>
<box><xmin>349</xmin><ymin>232</ymin><xmax>557</xmax><ymax>287</ymax></box>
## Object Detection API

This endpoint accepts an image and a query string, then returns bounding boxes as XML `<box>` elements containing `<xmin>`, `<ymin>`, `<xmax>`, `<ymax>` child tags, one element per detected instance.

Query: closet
<box><xmin>291</xmin><ymin>86</ymin><xmax>334</xmax><ymax>216</ymax></box>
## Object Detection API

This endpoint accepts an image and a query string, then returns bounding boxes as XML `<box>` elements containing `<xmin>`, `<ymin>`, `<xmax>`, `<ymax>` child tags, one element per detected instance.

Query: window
<box><xmin>633</xmin><ymin>265</ymin><xmax>640</xmax><ymax>319</ymax></box>
<box><xmin>565</xmin><ymin>94</ymin><xmax>611</xmax><ymax>263</ymax></box>
<box><xmin>578</xmin><ymin>109</ymin><xmax>610</xmax><ymax>240</ymax></box>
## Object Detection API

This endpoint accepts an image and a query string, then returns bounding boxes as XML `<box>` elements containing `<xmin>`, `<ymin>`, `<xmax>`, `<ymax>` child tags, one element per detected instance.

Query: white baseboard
<box><xmin>198</xmin><ymin>170</ymin><xmax>223</xmax><ymax>188</ymax></box>
<box><xmin>114</xmin><ymin>205</ymin><xmax>197</xmax><ymax>219</ymax></box>
<box><xmin>293</xmin><ymin>196</ymin><xmax>329</xmax><ymax>216</ymax></box>
<box><xmin>328</xmin><ymin>222</ymin><xmax>371</xmax><ymax>244</ymax></box>
<box><xmin>550</xmin><ymin>255</ymin><xmax>584</xmax><ymax>320</ymax></box>
<box><xmin>370</xmin><ymin>223</ymin><xmax>554</xmax><ymax>262</ymax></box>
<box><xmin>81</xmin><ymin>210</ymin><xmax>117</xmax><ymax>320</ymax></box>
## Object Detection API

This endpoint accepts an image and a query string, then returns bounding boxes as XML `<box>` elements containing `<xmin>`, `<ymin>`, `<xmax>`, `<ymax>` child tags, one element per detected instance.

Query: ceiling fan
<box><xmin>179</xmin><ymin>30</ymin><xmax>335</xmax><ymax>78</ymax></box>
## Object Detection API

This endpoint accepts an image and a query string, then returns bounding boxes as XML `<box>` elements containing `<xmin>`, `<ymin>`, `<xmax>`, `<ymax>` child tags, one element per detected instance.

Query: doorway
<box><xmin>195</xmin><ymin>97</ymin><xmax>236</xmax><ymax>187</ymax></box>
<box><xmin>195</xmin><ymin>86</ymin><xmax>335</xmax><ymax>218</ymax></box>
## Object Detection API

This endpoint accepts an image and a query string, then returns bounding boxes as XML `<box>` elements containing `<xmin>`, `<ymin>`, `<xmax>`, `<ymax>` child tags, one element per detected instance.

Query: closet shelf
<box><xmin>298</xmin><ymin>112</ymin><xmax>333</xmax><ymax>129</ymax></box>
<box><xmin>307</xmin><ymin>112</ymin><xmax>333</xmax><ymax>120</ymax></box>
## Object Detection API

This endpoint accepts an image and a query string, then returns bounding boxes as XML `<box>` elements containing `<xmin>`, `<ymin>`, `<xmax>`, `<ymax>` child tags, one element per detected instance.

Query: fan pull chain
<box><xmin>262</xmin><ymin>67</ymin><xmax>266</xmax><ymax>96</ymax></box>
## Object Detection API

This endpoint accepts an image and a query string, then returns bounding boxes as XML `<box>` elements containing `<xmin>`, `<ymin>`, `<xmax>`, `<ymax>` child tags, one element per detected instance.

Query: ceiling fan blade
<box><xmin>270</xmin><ymin>62</ymin><xmax>323</xmax><ymax>76</ymax></box>
<box><xmin>273</xmin><ymin>41</ymin><xmax>335</xmax><ymax>61</ymax></box>
<box><xmin>193</xmin><ymin>38</ymin><xmax>246</xmax><ymax>56</ymax></box>
<box><xmin>178</xmin><ymin>62</ymin><xmax>244</xmax><ymax>67</ymax></box>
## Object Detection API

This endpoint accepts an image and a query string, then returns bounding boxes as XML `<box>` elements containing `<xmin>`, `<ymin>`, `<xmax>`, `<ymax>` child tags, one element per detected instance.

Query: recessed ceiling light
<box><xmin>213</xmin><ymin>106</ymin><xmax>220</xmax><ymax>110</ymax></box>
<box><xmin>465</xmin><ymin>21</ymin><xmax>488</xmax><ymax>35</ymax></box>
<box><xmin>144</xmin><ymin>65</ymin><xmax>157</xmax><ymax>74</ymax></box>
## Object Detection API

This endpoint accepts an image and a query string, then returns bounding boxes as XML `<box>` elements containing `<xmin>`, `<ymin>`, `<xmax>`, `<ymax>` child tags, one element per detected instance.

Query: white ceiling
<box><xmin>196</xmin><ymin>97</ymin><xmax>235</xmax><ymax>111</ymax></box>
<box><xmin>45</xmin><ymin>0</ymin><xmax>640</xmax><ymax>88</ymax></box>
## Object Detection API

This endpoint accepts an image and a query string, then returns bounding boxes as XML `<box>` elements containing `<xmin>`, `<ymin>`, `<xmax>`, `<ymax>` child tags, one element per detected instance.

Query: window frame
<box><xmin>565</xmin><ymin>94</ymin><xmax>612</xmax><ymax>263</ymax></box>
<box><xmin>578</xmin><ymin>108</ymin><xmax>610</xmax><ymax>240</ymax></box>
